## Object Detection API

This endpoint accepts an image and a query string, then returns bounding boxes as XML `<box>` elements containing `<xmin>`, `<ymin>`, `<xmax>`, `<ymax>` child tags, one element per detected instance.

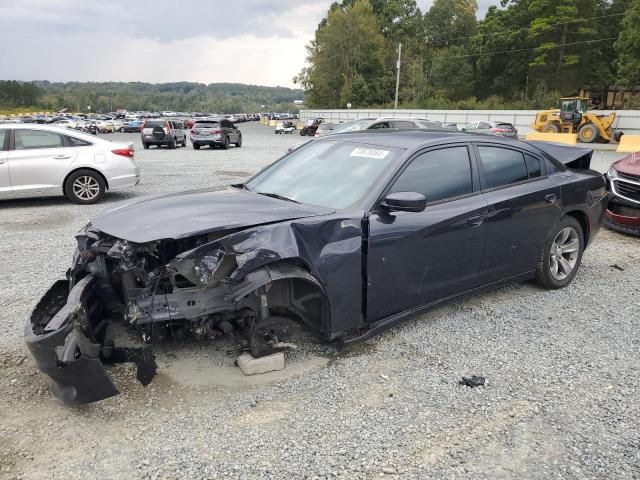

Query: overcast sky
<box><xmin>0</xmin><ymin>0</ymin><xmax>496</xmax><ymax>88</ymax></box>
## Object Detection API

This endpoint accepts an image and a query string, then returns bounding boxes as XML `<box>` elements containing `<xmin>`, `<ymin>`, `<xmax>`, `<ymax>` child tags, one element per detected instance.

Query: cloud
<box><xmin>0</xmin><ymin>0</ymin><xmax>500</xmax><ymax>86</ymax></box>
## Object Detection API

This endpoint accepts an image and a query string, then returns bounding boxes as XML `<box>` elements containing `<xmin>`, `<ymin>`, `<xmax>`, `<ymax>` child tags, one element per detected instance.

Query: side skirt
<box><xmin>337</xmin><ymin>271</ymin><xmax>535</xmax><ymax>348</ymax></box>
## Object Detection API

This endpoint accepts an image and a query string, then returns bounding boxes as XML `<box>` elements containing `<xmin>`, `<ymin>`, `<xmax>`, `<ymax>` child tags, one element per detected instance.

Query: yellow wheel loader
<box><xmin>531</xmin><ymin>97</ymin><xmax>622</xmax><ymax>143</ymax></box>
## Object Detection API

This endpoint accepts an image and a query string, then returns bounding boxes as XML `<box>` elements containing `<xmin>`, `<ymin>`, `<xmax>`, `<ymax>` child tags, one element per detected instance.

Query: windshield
<box><xmin>333</xmin><ymin>118</ymin><xmax>375</xmax><ymax>133</ymax></box>
<box><xmin>246</xmin><ymin>140</ymin><xmax>400</xmax><ymax>209</ymax></box>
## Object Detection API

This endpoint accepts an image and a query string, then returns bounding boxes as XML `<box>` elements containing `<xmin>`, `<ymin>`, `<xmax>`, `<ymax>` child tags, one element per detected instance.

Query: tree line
<box><xmin>295</xmin><ymin>0</ymin><xmax>640</xmax><ymax>109</ymax></box>
<box><xmin>0</xmin><ymin>81</ymin><xmax>303</xmax><ymax>113</ymax></box>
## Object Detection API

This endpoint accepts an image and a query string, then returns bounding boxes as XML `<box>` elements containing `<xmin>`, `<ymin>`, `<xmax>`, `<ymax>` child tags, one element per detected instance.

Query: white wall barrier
<box><xmin>299</xmin><ymin>109</ymin><xmax>640</xmax><ymax>135</ymax></box>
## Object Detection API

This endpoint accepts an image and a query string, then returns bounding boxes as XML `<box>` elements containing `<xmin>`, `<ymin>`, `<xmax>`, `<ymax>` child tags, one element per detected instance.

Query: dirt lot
<box><xmin>1</xmin><ymin>124</ymin><xmax>638</xmax><ymax>479</ymax></box>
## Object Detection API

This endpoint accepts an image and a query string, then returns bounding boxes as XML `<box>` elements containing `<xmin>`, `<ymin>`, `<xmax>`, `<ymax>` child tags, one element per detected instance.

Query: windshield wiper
<box><xmin>232</xmin><ymin>183</ymin><xmax>251</xmax><ymax>191</ymax></box>
<box><xmin>256</xmin><ymin>192</ymin><xmax>299</xmax><ymax>203</ymax></box>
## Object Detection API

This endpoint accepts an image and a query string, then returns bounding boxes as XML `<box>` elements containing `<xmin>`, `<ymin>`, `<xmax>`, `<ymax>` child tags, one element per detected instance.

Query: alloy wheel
<box><xmin>549</xmin><ymin>227</ymin><xmax>579</xmax><ymax>280</ymax></box>
<box><xmin>72</xmin><ymin>175</ymin><xmax>100</xmax><ymax>201</ymax></box>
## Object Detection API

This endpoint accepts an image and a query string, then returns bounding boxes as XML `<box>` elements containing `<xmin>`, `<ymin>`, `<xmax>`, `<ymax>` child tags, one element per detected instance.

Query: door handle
<box><xmin>545</xmin><ymin>194</ymin><xmax>557</xmax><ymax>203</ymax></box>
<box><xmin>53</xmin><ymin>154</ymin><xmax>71</xmax><ymax>160</ymax></box>
<box><xmin>466</xmin><ymin>215</ymin><xmax>485</xmax><ymax>227</ymax></box>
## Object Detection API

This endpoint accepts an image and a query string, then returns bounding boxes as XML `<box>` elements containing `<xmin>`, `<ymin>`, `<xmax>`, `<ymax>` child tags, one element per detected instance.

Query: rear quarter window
<box><xmin>65</xmin><ymin>135</ymin><xmax>92</xmax><ymax>146</ymax></box>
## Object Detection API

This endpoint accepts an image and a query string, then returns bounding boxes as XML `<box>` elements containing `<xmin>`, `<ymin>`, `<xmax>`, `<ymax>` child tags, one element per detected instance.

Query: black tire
<box><xmin>578</xmin><ymin>123</ymin><xmax>599</xmax><ymax>143</ymax></box>
<box><xmin>152</xmin><ymin>127</ymin><xmax>165</xmax><ymax>141</ymax></box>
<box><xmin>142</xmin><ymin>142</ymin><xmax>149</xmax><ymax>150</ymax></box>
<box><xmin>535</xmin><ymin>216</ymin><xmax>584</xmax><ymax>289</ymax></box>
<box><xmin>119</xmin><ymin>127</ymin><xmax>126</xmax><ymax>133</ymax></box>
<box><xmin>222</xmin><ymin>136</ymin><xmax>230</xmax><ymax>149</ymax></box>
<box><xmin>543</xmin><ymin>123</ymin><xmax>561</xmax><ymax>133</ymax></box>
<box><xmin>236</xmin><ymin>135</ymin><xmax>242</xmax><ymax>147</ymax></box>
<box><xmin>613</xmin><ymin>131</ymin><xmax>624</xmax><ymax>142</ymax></box>
<box><xmin>300</xmin><ymin>129</ymin><xmax>306</xmax><ymax>136</ymax></box>
<box><xmin>181</xmin><ymin>138</ymin><xmax>187</xmax><ymax>147</ymax></box>
<box><xmin>65</xmin><ymin>169</ymin><xmax>106</xmax><ymax>205</ymax></box>
<box><xmin>169</xmin><ymin>138</ymin><xmax>177</xmax><ymax>149</ymax></box>
<box><xmin>193</xmin><ymin>144</ymin><xmax>200</xmax><ymax>150</ymax></box>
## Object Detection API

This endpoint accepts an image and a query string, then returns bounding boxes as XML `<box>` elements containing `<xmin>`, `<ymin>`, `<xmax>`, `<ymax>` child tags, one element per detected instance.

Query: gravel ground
<box><xmin>1</xmin><ymin>124</ymin><xmax>639</xmax><ymax>479</ymax></box>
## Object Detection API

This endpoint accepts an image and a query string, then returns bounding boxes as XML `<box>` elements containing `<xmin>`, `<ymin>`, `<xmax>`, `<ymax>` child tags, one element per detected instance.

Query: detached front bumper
<box><xmin>24</xmin><ymin>275</ymin><xmax>156</xmax><ymax>406</ymax></box>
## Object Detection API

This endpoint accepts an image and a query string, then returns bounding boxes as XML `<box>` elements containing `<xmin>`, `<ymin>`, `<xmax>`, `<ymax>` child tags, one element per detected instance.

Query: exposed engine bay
<box><xmin>25</xmin><ymin>222</ymin><xmax>328</xmax><ymax>405</ymax></box>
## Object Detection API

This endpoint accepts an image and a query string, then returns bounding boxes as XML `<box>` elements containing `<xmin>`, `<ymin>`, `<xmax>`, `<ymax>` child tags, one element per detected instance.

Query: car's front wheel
<box><xmin>535</xmin><ymin>216</ymin><xmax>584</xmax><ymax>289</ymax></box>
<box><xmin>119</xmin><ymin>127</ymin><xmax>126</xmax><ymax>133</ymax></box>
<box><xmin>65</xmin><ymin>170</ymin><xmax>106</xmax><ymax>205</ymax></box>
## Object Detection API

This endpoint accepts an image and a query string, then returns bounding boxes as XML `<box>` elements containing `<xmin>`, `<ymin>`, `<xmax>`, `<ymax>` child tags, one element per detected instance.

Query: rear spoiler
<box><xmin>527</xmin><ymin>141</ymin><xmax>593</xmax><ymax>170</ymax></box>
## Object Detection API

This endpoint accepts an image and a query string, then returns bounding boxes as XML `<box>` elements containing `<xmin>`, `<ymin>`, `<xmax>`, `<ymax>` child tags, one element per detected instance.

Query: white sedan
<box><xmin>0</xmin><ymin>124</ymin><xmax>140</xmax><ymax>204</ymax></box>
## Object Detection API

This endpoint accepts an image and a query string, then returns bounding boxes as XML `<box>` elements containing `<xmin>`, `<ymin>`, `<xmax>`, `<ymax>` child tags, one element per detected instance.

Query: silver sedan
<box><xmin>0</xmin><ymin>124</ymin><xmax>139</xmax><ymax>204</ymax></box>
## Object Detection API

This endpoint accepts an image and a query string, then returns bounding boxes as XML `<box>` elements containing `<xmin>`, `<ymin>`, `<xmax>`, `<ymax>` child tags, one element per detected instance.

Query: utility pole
<box><xmin>394</xmin><ymin>43</ymin><xmax>402</xmax><ymax>109</ymax></box>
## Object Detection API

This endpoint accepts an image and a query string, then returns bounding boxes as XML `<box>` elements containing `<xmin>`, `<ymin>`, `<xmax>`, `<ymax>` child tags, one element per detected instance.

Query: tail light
<box><xmin>112</xmin><ymin>147</ymin><xmax>134</xmax><ymax>158</ymax></box>
<box><xmin>210</xmin><ymin>129</ymin><xmax>223</xmax><ymax>134</ymax></box>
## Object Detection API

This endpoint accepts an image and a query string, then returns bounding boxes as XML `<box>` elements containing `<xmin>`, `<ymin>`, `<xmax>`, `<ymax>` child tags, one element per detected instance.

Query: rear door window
<box><xmin>390</xmin><ymin>146</ymin><xmax>474</xmax><ymax>203</ymax></box>
<box><xmin>14</xmin><ymin>129</ymin><xmax>65</xmax><ymax>150</ymax></box>
<box><xmin>477</xmin><ymin>146</ymin><xmax>528</xmax><ymax>189</ymax></box>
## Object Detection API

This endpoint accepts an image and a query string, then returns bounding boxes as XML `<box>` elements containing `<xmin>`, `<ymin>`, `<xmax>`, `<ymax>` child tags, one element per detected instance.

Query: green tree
<box><xmin>527</xmin><ymin>0</ymin><xmax>598</xmax><ymax>91</ymax></box>
<box><xmin>296</xmin><ymin>0</ymin><xmax>389</xmax><ymax>108</ymax></box>
<box><xmin>430</xmin><ymin>46</ymin><xmax>476</xmax><ymax>100</ymax></box>
<box><xmin>615</xmin><ymin>0</ymin><xmax>640</xmax><ymax>87</ymax></box>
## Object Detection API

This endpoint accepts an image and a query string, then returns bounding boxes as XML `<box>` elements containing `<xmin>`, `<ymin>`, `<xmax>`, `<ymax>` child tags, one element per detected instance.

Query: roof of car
<box><xmin>319</xmin><ymin>129</ymin><xmax>529</xmax><ymax>150</ymax></box>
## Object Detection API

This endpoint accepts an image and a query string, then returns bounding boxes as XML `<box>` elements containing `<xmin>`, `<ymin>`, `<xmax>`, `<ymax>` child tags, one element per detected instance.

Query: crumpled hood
<box><xmin>88</xmin><ymin>188</ymin><xmax>333</xmax><ymax>243</ymax></box>
<box><xmin>613</xmin><ymin>152</ymin><xmax>640</xmax><ymax>176</ymax></box>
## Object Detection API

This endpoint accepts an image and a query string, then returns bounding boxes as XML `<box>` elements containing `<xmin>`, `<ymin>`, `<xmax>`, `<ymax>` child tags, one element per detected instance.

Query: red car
<box><xmin>605</xmin><ymin>152</ymin><xmax>640</xmax><ymax>236</ymax></box>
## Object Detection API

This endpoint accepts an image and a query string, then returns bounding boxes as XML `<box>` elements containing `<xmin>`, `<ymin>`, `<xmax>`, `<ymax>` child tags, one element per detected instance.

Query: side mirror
<box><xmin>380</xmin><ymin>192</ymin><xmax>426</xmax><ymax>212</ymax></box>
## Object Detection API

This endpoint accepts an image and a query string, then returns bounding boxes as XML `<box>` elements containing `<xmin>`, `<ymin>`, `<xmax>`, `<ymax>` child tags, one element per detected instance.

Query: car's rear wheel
<box><xmin>65</xmin><ymin>170</ymin><xmax>106</xmax><ymax>205</ymax></box>
<box><xmin>193</xmin><ymin>144</ymin><xmax>200</xmax><ymax>150</ymax></box>
<box><xmin>222</xmin><ymin>136</ymin><xmax>230</xmax><ymax>149</ymax></box>
<box><xmin>142</xmin><ymin>142</ymin><xmax>149</xmax><ymax>150</ymax></box>
<box><xmin>181</xmin><ymin>138</ymin><xmax>187</xmax><ymax>147</ymax></box>
<box><xmin>169</xmin><ymin>138</ymin><xmax>176</xmax><ymax>149</ymax></box>
<box><xmin>535</xmin><ymin>216</ymin><xmax>584</xmax><ymax>289</ymax></box>
<box><xmin>236</xmin><ymin>135</ymin><xmax>242</xmax><ymax>147</ymax></box>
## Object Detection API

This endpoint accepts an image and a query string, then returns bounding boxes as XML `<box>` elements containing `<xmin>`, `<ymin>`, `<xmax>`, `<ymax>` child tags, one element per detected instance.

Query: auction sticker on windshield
<box><xmin>350</xmin><ymin>147</ymin><xmax>390</xmax><ymax>159</ymax></box>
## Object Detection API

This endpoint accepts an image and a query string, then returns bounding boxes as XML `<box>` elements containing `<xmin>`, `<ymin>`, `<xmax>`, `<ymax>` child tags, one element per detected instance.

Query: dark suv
<box><xmin>141</xmin><ymin>119</ymin><xmax>187</xmax><ymax>149</ymax></box>
<box><xmin>190</xmin><ymin>118</ymin><xmax>242</xmax><ymax>149</ymax></box>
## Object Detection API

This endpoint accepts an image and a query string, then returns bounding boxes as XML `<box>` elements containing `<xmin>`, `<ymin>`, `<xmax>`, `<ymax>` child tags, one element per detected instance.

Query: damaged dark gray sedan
<box><xmin>25</xmin><ymin>131</ymin><xmax>607</xmax><ymax>405</ymax></box>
